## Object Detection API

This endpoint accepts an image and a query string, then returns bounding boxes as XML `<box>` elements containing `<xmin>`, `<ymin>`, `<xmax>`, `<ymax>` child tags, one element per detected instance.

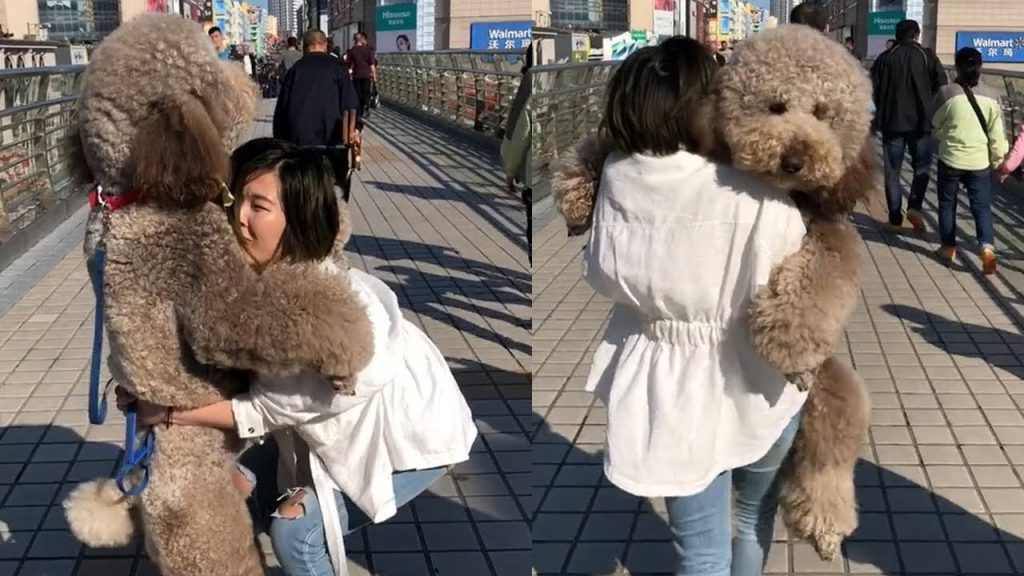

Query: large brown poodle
<box><xmin>554</xmin><ymin>25</ymin><xmax>875</xmax><ymax>560</ymax></box>
<box><xmin>61</xmin><ymin>14</ymin><xmax>373</xmax><ymax>576</ymax></box>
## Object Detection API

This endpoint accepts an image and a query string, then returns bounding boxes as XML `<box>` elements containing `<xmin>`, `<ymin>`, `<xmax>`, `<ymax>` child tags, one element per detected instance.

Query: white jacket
<box><xmin>232</xmin><ymin>264</ymin><xmax>478</xmax><ymax>575</ymax></box>
<box><xmin>583</xmin><ymin>149</ymin><xmax>808</xmax><ymax>497</ymax></box>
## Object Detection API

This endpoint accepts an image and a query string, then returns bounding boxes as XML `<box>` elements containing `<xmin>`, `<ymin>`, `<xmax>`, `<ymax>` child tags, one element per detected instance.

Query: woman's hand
<box><xmin>114</xmin><ymin>385</ymin><xmax>168</xmax><ymax>427</ymax></box>
<box><xmin>996</xmin><ymin>163</ymin><xmax>1010</xmax><ymax>183</ymax></box>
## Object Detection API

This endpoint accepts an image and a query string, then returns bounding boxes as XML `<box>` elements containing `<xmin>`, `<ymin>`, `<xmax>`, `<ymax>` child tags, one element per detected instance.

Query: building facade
<box><xmin>549</xmin><ymin>0</ymin><xmax>628</xmax><ymax>32</ymax></box>
<box><xmin>37</xmin><ymin>0</ymin><xmax>120</xmax><ymax>42</ymax></box>
<box><xmin>270</xmin><ymin>0</ymin><xmax>297</xmax><ymax>37</ymax></box>
<box><xmin>769</xmin><ymin>0</ymin><xmax>802</xmax><ymax>24</ymax></box>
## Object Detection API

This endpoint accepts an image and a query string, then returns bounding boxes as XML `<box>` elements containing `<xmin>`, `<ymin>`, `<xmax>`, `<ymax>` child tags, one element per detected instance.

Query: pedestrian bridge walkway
<box><xmin>0</xmin><ymin>102</ymin><xmax>530</xmax><ymax>576</ymax></box>
<box><xmin>533</xmin><ymin>147</ymin><xmax>1024</xmax><ymax>575</ymax></box>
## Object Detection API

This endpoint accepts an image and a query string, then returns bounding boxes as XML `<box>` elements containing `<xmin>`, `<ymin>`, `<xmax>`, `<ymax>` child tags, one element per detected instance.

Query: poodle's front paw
<box><xmin>787</xmin><ymin>370</ymin><xmax>817</xmax><ymax>391</ymax></box>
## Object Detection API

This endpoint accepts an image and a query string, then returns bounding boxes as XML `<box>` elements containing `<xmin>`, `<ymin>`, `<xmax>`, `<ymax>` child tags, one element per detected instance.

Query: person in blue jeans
<box><xmin>871</xmin><ymin>19</ymin><xmax>948</xmax><ymax>232</ymax></box>
<box><xmin>931</xmin><ymin>48</ymin><xmax>1009</xmax><ymax>275</ymax></box>
<box><xmin>238</xmin><ymin>436</ymin><xmax>444</xmax><ymax>574</ymax></box>
<box><xmin>577</xmin><ymin>38</ymin><xmax>811</xmax><ymax>576</ymax></box>
<box><xmin>666</xmin><ymin>414</ymin><xmax>801</xmax><ymax>575</ymax></box>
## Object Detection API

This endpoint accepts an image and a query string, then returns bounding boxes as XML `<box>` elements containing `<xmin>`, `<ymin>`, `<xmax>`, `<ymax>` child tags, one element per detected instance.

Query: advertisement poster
<box><xmin>956</xmin><ymin>31</ymin><xmax>1024</xmax><ymax>64</ymax></box>
<box><xmin>866</xmin><ymin>10</ymin><xmax>904</xmax><ymax>59</ymax></box>
<box><xmin>376</xmin><ymin>3</ymin><xmax>417</xmax><ymax>53</ymax></box>
<box><xmin>469</xmin><ymin>21</ymin><xmax>532</xmax><ymax>50</ymax></box>
<box><xmin>571</xmin><ymin>33</ymin><xmax>590</xmax><ymax>62</ymax></box>
<box><xmin>654</xmin><ymin>0</ymin><xmax>675</xmax><ymax>38</ymax></box>
<box><xmin>146</xmin><ymin>0</ymin><xmax>168</xmax><ymax>12</ymax></box>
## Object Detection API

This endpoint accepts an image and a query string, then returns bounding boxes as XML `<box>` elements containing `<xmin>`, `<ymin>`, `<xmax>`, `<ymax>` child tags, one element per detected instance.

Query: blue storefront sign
<box><xmin>955</xmin><ymin>31</ymin><xmax>1024</xmax><ymax>64</ymax></box>
<box><xmin>470</xmin><ymin>21</ymin><xmax>532</xmax><ymax>50</ymax></box>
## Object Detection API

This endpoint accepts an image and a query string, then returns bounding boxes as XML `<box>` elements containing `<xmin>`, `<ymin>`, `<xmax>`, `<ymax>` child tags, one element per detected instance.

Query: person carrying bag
<box><xmin>930</xmin><ymin>47</ymin><xmax>1009</xmax><ymax>274</ymax></box>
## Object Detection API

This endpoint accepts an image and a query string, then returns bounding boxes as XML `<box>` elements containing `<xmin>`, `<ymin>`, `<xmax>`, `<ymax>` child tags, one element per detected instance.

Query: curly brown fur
<box><xmin>553</xmin><ymin>134</ymin><xmax>607</xmax><ymax>236</ymax></box>
<box><xmin>778</xmin><ymin>357</ymin><xmax>871</xmax><ymax>560</ymax></box>
<box><xmin>721</xmin><ymin>27</ymin><xmax>875</xmax><ymax>559</ymax></box>
<box><xmin>126</xmin><ymin>94</ymin><xmax>229</xmax><ymax>209</ymax></box>
<box><xmin>748</xmin><ymin>219</ymin><xmax>862</xmax><ymax>380</ymax></box>
<box><xmin>65</xmin><ymin>14</ymin><xmax>374</xmax><ymax>575</ymax></box>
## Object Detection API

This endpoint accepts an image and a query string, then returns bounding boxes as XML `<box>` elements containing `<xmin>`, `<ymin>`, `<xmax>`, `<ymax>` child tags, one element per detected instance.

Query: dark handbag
<box><xmin>369</xmin><ymin>83</ymin><xmax>380</xmax><ymax>109</ymax></box>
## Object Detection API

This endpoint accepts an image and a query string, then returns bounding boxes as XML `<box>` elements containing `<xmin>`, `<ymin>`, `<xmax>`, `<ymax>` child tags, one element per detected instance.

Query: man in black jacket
<box><xmin>871</xmin><ymin>19</ymin><xmax>948</xmax><ymax>232</ymax></box>
<box><xmin>273</xmin><ymin>30</ymin><xmax>361</xmax><ymax>201</ymax></box>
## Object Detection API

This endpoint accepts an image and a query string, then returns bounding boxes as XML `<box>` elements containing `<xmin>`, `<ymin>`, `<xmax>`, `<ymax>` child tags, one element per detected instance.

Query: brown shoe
<box><xmin>906</xmin><ymin>210</ymin><xmax>927</xmax><ymax>233</ymax></box>
<box><xmin>937</xmin><ymin>246</ymin><xmax>957</xmax><ymax>267</ymax></box>
<box><xmin>981</xmin><ymin>247</ymin><xmax>997</xmax><ymax>275</ymax></box>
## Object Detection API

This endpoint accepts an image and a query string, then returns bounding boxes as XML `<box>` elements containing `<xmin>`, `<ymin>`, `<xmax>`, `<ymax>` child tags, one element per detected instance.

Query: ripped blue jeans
<box><xmin>236</xmin><ymin>437</ymin><xmax>445</xmax><ymax>576</ymax></box>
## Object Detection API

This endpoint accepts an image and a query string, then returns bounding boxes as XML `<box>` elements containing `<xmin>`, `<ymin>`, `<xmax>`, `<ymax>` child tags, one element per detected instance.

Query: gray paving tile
<box><xmin>429</xmin><ymin>551</ymin><xmax>490</xmax><ymax>575</ymax></box>
<box><xmin>421</xmin><ymin>523</ymin><xmax>479</xmax><ymax>551</ymax></box>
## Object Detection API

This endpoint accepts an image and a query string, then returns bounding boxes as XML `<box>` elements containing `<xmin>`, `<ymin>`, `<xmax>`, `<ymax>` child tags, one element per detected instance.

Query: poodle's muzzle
<box><xmin>725</xmin><ymin>112</ymin><xmax>846</xmax><ymax>192</ymax></box>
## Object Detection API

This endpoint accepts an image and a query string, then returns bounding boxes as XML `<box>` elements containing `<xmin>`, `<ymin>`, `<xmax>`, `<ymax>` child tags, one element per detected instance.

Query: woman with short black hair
<box><xmin>117</xmin><ymin>139</ymin><xmax>478</xmax><ymax>576</ymax></box>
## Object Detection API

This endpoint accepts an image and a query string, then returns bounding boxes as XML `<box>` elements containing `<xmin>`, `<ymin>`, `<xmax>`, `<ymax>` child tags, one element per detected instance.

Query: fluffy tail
<box><xmin>63</xmin><ymin>478</ymin><xmax>137</xmax><ymax>548</ymax></box>
<box><xmin>553</xmin><ymin>135</ymin><xmax>606</xmax><ymax>236</ymax></box>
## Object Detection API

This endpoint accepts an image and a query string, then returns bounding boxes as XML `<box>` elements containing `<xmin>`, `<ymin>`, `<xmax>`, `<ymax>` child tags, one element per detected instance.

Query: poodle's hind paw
<box><xmin>812</xmin><ymin>531</ymin><xmax>844</xmax><ymax>562</ymax></box>
<box><xmin>778</xmin><ymin>465</ymin><xmax>859</xmax><ymax>562</ymax></box>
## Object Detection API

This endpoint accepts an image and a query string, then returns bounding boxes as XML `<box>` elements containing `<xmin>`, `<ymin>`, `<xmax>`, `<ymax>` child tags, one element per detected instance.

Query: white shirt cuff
<box><xmin>231</xmin><ymin>395</ymin><xmax>268</xmax><ymax>439</ymax></box>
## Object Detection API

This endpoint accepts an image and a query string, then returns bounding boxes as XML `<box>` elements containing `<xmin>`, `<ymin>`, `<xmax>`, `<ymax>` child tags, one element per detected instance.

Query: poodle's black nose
<box><xmin>780</xmin><ymin>155</ymin><xmax>803</xmax><ymax>174</ymax></box>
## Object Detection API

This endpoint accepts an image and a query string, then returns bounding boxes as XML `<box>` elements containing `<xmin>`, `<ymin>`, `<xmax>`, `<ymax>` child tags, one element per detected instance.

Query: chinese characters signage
<box><xmin>956</xmin><ymin>31</ymin><xmax>1024</xmax><ymax>64</ymax></box>
<box><xmin>469</xmin><ymin>21</ymin><xmax>532</xmax><ymax>51</ymax></box>
<box><xmin>376</xmin><ymin>3</ymin><xmax>416</xmax><ymax>53</ymax></box>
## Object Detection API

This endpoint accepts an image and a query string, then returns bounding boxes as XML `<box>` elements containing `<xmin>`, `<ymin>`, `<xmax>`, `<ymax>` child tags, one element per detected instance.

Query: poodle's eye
<box><xmin>769</xmin><ymin>102</ymin><xmax>787</xmax><ymax>115</ymax></box>
<box><xmin>813</xmin><ymin>103</ymin><xmax>829</xmax><ymax>120</ymax></box>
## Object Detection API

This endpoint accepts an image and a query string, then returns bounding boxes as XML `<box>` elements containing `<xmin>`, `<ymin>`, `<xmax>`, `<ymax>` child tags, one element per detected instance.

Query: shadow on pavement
<box><xmin>350</xmin><ymin>234</ymin><xmax>531</xmax><ymax>355</ymax></box>
<box><xmin>881</xmin><ymin>303</ymin><xmax>1024</xmax><ymax>380</ymax></box>
<box><xmin>363</xmin><ymin>110</ymin><xmax>528</xmax><ymax>253</ymax></box>
<box><xmin>0</xmin><ymin>416</ymin><xmax>527</xmax><ymax>576</ymax></box>
<box><xmin>848</xmin><ymin>460</ymin><xmax>1024</xmax><ymax>575</ymax></box>
<box><xmin>532</xmin><ymin>413</ymin><xmax>676</xmax><ymax>575</ymax></box>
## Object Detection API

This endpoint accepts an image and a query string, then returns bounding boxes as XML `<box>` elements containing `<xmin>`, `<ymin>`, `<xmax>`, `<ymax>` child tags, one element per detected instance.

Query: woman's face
<box><xmin>398</xmin><ymin>37</ymin><xmax>409</xmax><ymax>51</ymax></box>
<box><xmin>235</xmin><ymin>170</ymin><xmax>286</xmax><ymax>267</ymax></box>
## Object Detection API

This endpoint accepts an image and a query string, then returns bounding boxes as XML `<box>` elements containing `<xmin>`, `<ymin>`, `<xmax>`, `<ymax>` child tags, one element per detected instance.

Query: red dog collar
<box><xmin>88</xmin><ymin>185</ymin><xmax>143</xmax><ymax>211</ymax></box>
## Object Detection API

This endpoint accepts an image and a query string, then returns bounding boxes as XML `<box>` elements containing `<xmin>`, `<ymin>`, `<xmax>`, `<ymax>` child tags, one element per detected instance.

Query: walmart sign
<box><xmin>470</xmin><ymin>21</ymin><xmax>532</xmax><ymax>51</ymax></box>
<box><xmin>956</xmin><ymin>31</ymin><xmax>1024</xmax><ymax>64</ymax></box>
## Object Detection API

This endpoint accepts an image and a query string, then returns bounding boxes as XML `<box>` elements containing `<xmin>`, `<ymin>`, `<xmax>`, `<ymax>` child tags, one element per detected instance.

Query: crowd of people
<box><xmin>868</xmin><ymin>18</ymin><xmax>1024</xmax><ymax>275</ymax></box>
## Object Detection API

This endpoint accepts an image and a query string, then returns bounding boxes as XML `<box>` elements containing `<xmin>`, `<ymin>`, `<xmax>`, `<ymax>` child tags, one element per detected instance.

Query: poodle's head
<box><xmin>70</xmin><ymin>13</ymin><xmax>259</xmax><ymax>208</ymax></box>
<box><xmin>713</xmin><ymin>25</ymin><xmax>875</xmax><ymax>213</ymax></box>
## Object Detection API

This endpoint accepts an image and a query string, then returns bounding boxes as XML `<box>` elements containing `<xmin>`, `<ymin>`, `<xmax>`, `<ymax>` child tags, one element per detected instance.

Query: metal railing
<box><xmin>0</xmin><ymin>65</ymin><xmax>85</xmax><ymax>243</ymax></box>
<box><xmin>376</xmin><ymin>50</ymin><xmax>526</xmax><ymax>138</ymax></box>
<box><xmin>528</xmin><ymin>61</ymin><xmax>620</xmax><ymax>190</ymax></box>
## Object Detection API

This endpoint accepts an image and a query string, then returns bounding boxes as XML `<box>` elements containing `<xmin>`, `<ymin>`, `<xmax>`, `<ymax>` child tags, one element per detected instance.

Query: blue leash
<box><xmin>87</xmin><ymin>240</ymin><xmax>155</xmax><ymax>498</ymax></box>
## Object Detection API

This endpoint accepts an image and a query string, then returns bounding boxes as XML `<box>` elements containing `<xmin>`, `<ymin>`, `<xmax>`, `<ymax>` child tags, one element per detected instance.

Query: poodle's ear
<box><xmin>820</xmin><ymin>134</ymin><xmax>879</xmax><ymax>215</ymax></box>
<box><xmin>125</xmin><ymin>95</ymin><xmax>229</xmax><ymax>209</ymax></box>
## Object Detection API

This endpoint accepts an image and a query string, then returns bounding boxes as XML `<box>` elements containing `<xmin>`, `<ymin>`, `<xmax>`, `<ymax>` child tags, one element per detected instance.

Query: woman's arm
<box><xmin>114</xmin><ymin>386</ymin><xmax>235</xmax><ymax>430</ymax></box>
<box><xmin>1000</xmin><ymin>127</ymin><xmax>1024</xmax><ymax>175</ymax></box>
<box><xmin>170</xmin><ymin>401</ymin><xmax>236</xmax><ymax>429</ymax></box>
